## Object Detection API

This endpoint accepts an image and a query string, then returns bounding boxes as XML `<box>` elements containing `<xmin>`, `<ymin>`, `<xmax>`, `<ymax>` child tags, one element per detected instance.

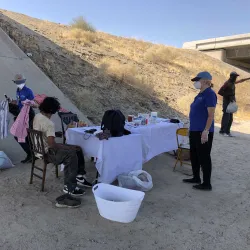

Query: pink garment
<box><xmin>10</xmin><ymin>100</ymin><xmax>34</xmax><ymax>142</ymax></box>
<box><xmin>34</xmin><ymin>94</ymin><xmax>68</xmax><ymax>113</ymax></box>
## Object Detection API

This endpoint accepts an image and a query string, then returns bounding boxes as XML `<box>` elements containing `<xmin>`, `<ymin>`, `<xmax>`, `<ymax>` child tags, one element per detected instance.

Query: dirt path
<box><xmin>0</xmin><ymin>124</ymin><xmax>249</xmax><ymax>250</ymax></box>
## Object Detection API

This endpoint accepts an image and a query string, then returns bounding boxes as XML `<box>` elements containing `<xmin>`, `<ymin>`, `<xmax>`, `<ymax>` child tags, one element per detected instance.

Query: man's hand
<box><xmin>201</xmin><ymin>130</ymin><xmax>209</xmax><ymax>144</ymax></box>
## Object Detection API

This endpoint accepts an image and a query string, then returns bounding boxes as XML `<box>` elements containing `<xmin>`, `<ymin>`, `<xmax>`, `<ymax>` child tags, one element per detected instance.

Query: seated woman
<box><xmin>33</xmin><ymin>97</ymin><xmax>92</xmax><ymax>207</ymax></box>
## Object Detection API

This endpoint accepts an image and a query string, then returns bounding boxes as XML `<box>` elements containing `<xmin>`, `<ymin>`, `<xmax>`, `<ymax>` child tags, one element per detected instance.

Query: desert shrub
<box><xmin>70</xmin><ymin>16</ymin><xmax>96</xmax><ymax>32</ymax></box>
<box><xmin>63</xmin><ymin>28</ymin><xmax>97</xmax><ymax>44</ymax></box>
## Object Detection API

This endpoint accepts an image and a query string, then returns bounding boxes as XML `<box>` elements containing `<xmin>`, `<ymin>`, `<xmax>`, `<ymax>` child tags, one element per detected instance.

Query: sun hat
<box><xmin>13</xmin><ymin>74</ymin><xmax>26</xmax><ymax>84</ymax></box>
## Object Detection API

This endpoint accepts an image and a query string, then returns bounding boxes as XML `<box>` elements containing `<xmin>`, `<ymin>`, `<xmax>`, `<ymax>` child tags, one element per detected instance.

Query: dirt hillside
<box><xmin>0</xmin><ymin>9</ymin><xmax>250</xmax><ymax>123</ymax></box>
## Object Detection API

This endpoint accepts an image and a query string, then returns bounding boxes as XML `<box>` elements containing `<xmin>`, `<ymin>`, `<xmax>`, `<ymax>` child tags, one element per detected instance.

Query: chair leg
<box><xmin>173</xmin><ymin>149</ymin><xmax>181</xmax><ymax>171</ymax></box>
<box><xmin>41</xmin><ymin>163</ymin><xmax>47</xmax><ymax>192</ymax></box>
<box><xmin>30</xmin><ymin>160</ymin><xmax>35</xmax><ymax>184</ymax></box>
<box><xmin>55</xmin><ymin>165</ymin><xmax>59</xmax><ymax>178</ymax></box>
<box><xmin>179</xmin><ymin>149</ymin><xmax>183</xmax><ymax>167</ymax></box>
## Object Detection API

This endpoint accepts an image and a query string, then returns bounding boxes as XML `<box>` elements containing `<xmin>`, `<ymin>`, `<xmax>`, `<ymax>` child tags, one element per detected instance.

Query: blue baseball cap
<box><xmin>191</xmin><ymin>71</ymin><xmax>212</xmax><ymax>81</ymax></box>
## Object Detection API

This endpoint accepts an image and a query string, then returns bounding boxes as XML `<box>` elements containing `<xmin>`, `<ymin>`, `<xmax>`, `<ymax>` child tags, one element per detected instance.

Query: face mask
<box><xmin>194</xmin><ymin>81</ymin><xmax>201</xmax><ymax>89</ymax></box>
<box><xmin>17</xmin><ymin>83</ymin><xmax>25</xmax><ymax>90</ymax></box>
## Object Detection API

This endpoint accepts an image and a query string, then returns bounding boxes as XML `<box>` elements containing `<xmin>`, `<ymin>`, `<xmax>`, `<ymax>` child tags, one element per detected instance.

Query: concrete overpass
<box><xmin>183</xmin><ymin>33</ymin><xmax>250</xmax><ymax>71</ymax></box>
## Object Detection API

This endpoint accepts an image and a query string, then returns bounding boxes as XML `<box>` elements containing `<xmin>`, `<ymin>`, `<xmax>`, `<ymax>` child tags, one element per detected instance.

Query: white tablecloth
<box><xmin>66</xmin><ymin>128</ymin><xmax>143</xmax><ymax>184</ymax></box>
<box><xmin>125</xmin><ymin>122</ymin><xmax>181</xmax><ymax>162</ymax></box>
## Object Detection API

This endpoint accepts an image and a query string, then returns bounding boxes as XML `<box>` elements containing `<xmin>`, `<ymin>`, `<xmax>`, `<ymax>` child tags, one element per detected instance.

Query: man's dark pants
<box><xmin>47</xmin><ymin>148</ymin><xmax>86</xmax><ymax>192</ymax></box>
<box><xmin>189</xmin><ymin>131</ymin><xmax>214</xmax><ymax>185</ymax></box>
<box><xmin>220</xmin><ymin>98</ymin><xmax>233</xmax><ymax>134</ymax></box>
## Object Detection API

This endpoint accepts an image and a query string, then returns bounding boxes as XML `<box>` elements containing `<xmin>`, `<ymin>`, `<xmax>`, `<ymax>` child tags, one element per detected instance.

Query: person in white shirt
<box><xmin>33</xmin><ymin>97</ymin><xmax>92</xmax><ymax>208</ymax></box>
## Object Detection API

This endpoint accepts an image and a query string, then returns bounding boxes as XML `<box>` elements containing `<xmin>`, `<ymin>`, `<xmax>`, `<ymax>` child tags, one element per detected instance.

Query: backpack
<box><xmin>101</xmin><ymin>110</ymin><xmax>126</xmax><ymax>137</ymax></box>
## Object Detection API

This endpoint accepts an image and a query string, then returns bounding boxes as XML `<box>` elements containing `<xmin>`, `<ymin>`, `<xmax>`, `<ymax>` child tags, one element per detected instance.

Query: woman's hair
<box><xmin>202</xmin><ymin>79</ymin><xmax>213</xmax><ymax>88</ymax></box>
<box><xmin>39</xmin><ymin>97</ymin><xmax>61</xmax><ymax>114</ymax></box>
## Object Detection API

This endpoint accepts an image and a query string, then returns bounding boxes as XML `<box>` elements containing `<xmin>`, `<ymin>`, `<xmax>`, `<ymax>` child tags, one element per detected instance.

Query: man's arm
<box><xmin>235</xmin><ymin>77</ymin><xmax>250</xmax><ymax>84</ymax></box>
<box><xmin>47</xmin><ymin>136</ymin><xmax>80</xmax><ymax>150</ymax></box>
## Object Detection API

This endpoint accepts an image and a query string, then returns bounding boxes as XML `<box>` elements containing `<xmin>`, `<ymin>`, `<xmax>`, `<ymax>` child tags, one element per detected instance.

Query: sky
<box><xmin>0</xmin><ymin>0</ymin><xmax>250</xmax><ymax>47</ymax></box>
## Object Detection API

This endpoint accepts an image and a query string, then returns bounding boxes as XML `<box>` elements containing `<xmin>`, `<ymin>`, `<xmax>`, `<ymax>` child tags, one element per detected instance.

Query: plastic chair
<box><xmin>173</xmin><ymin>128</ymin><xmax>191</xmax><ymax>171</ymax></box>
<box><xmin>27</xmin><ymin>129</ymin><xmax>59</xmax><ymax>191</ymax></box>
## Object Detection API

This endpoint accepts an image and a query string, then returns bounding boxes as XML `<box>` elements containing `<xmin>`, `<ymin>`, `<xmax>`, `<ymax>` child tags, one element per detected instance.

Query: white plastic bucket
<box><xmin>92</xmin><ymin>183</ymin><xmax>145</xmax><ymax>223</ymax></box>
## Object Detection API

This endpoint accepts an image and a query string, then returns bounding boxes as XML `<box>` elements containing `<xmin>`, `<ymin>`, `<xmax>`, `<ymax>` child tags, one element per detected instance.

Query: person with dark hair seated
<box><xmin>33</xmin><ymin>97</ymin><xmax>92</xmax><ymax>207</ymax></box>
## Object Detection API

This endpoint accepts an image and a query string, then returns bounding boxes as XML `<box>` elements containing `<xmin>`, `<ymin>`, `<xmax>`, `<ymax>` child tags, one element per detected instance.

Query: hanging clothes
<box><xmin>0</xmin><ymin>100</ymin><xmax>9</xmax><ymax>139</ymax></box>
<box><xmin>10</xmin><ymin>100</ymin><xmax>35</xmax><ymax>142</ymax></box>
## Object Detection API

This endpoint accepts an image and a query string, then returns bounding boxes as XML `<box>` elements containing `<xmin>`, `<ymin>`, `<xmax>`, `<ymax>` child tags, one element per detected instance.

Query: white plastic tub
<box><xmin>92</xmin><ymin>183</ymin><xmax>145</xmax><ymax>223</ymax></box>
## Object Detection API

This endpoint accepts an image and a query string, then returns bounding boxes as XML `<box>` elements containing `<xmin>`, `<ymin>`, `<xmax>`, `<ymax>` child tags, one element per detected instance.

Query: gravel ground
<box><xmin>0</xmin><ymin>124</ymin><xmax>250</xmax><ymax>250</ymax></box>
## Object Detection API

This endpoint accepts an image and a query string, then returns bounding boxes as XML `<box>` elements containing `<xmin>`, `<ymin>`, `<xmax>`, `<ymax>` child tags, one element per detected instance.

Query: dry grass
<box><xmin>63</xmin><ymin>28</ymin><xmax>97</xmax><ymax>45</ymax></box>
<box><xmin>70</xmin><ymin>16</ymin><xmax>95</xmax><ymax>32</ymax></box>
<box><xmin>99</xmin><ymin>58</ymin><xmax>154</xmax><ymax>94</ymax></box>
<box><xmin>99</xmin><ymin>58</ymin><xmax>138</xmax><ymax>82</ymax></box>
<box><xmin>144</xmin><ymin>45</ymin><xmax>179</xmax><ymax>64</ymax></box>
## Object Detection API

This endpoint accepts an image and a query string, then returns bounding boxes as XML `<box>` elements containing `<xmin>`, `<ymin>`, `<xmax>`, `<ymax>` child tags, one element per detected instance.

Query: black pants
<box><xmin>14</xmin><ymin>107</ymin><xmax>35</xmax><ymax>156</ymax></box>
<box><xmin>189</xmin><ymin>131</ymin><xmax>214</xmax><ymax>185</ymax></box>
<box><xmin>220</xmin><ymin>99</ymin><xmax>233</xmax><ymax>134</ymax></box>
<box><xmin>47</xmin><ymin>147</ymin><xmax>86</xmax><ymax>192</ymax></box>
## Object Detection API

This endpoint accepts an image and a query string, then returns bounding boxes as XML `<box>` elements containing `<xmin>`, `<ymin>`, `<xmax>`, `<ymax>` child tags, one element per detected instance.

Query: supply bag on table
<box><xmin>0</xmin><ymin>151</ymin><xmax>14</xmax><ymax>169</ymax></box>
<box><xmin>118</xmin><ymin>170</ymin><xmax>153</xmax><ymax>192</ymax></box>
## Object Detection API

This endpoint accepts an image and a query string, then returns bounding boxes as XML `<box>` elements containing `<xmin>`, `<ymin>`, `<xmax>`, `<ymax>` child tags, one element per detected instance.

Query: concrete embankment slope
<box><xmin>0</xmin><ymin>28</ymin><xmax>89</xmax><ymax>163</ymax></box>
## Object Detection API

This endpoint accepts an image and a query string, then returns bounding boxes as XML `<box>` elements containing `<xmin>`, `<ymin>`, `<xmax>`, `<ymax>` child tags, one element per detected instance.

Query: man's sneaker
<box><xmin>55</xmin><ymin>194</ymin><xmax>81</xmax><ymax>208</ymax></box>
<box><xmin>219</xmin><ymin>131</ymin><xmax>224</xmax><ymax>135</ymax></box>
<box><xmin>21</xmin><ymin>155</ymin><xmax>32</xmax><ymax>164</ymax></box>
<box><xmin>183</xmin><ymin>178</ymin><xmax>201</xmax><ymax>184</ymax></box>
<box><xmin>193</xmin><ymin>183</ymin><xmax>212</xmax><ymax>191</ymax></box>
<box><xmin>63</xmin><ymin>186</ymin><xmax>85</xmax><ymax>197</ymax></box>
<box><xmin>76</xmin><ymin>175</ymin><xmax>92</xmax><ymax>188</ymax></box>
<box><xmin>226</xmin><ymin>133</ymin><xmax>234</xmax><ymax>137</ymax></box>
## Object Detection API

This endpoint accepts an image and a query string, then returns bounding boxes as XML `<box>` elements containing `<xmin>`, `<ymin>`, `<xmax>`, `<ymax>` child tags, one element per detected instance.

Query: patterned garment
<box><xmin>0</xmin><ymin>100</ymin><xmax>9</xmax><ymax>139</ymax></box>
<box><xmin>10</xmin><ymin>100</ymin><xmax>35</xmax><ymax>142</ymax></box>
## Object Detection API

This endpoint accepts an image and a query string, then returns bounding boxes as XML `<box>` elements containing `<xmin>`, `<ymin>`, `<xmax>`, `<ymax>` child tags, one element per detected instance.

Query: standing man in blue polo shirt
<box><xmin>183</xmin><ymin>72</ymin><xmax>217</xmax><ymax>191</ymax></box>
<box><xmin>10</xmin><ymin>74</ymin><xmax>35</xmax><ymax>163</ymax></box>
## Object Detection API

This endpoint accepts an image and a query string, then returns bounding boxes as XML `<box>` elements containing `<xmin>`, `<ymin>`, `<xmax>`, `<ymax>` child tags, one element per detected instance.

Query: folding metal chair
<box><xmin>173</xmin><ymin>128</ymin><xmax>191</xmax><ymax>171</ymax></box>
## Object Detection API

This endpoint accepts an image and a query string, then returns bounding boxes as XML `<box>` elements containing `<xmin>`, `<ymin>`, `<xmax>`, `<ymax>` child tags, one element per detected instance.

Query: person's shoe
<box><xmin>55</xmin><ymin>194</ymin><xmax>81</xmax><ymax>208</ymax></box>
<box><xmin>183</xmin><ymin>178</ymin><xmax>201</xmax><ymax>184</ymax></box>
<box><xmin>21</xmin><ymin>155</ymin><xmax>32</xmax><ymax>163</ymax></box>
<box><xmin>226</xmin><ymin>133</ymin><xmax>234</xmax><ymax>137</ymax></box>
<box><xmin>63</xmin><ymin>186</ymin><xmax>86</xmax><ymax>197</ymax></box>
<box><xmin>219</xmin><ymin>131</ymin><xmax>224</xmax><ymax>135</ymax></box>
<box><xmin>76</xmin><ymin>175</ymin><xmax>92</xmax><ymax>188</ymax></box>
<box><xmin>193</xmin><ymin>183</ymin><xmax>212</xmax><ymax>191</ymax></box>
